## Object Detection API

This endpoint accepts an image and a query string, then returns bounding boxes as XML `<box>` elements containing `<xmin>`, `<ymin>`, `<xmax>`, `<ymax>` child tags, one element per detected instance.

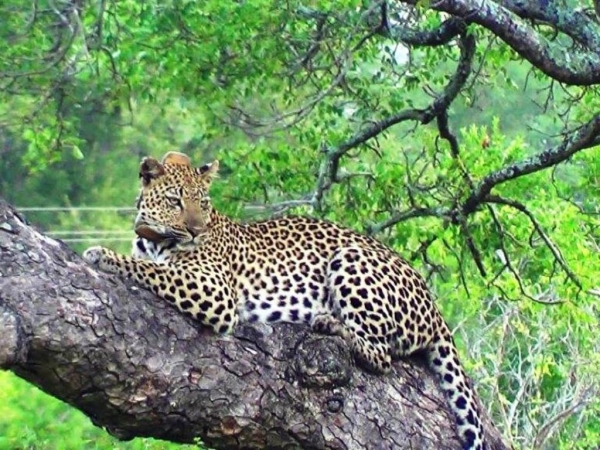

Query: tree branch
<box><xmin>0</xmin><ymin>198</ymin><xmax>509</xmax><ymax>449</ymax></box>
<box><xmin>499</xmin><ymin>0</ymin><xmax>600</xmax><ymax>51</ymax></box>
<box><xmin>463</xmin><ymin>113</ymin><xmax>600</xmax><ymax>215</ymax></box>
<box><xmin>485</xmin><ymin>195</ymin><xmax>582</xmax><ymax>290</ymax></box>
<box><xmin>399</xmin><ymin>0</ymin><xmax>600</xmax><ymax>85</ymax></box>
<box><xmin>312</xmin><ymin>30</ymin><xmax>476</xmax><ymax>211</ymax></box>
<box><xmin>383</xmin><ymin>17</ymin><xmax>466</xmax><ymax>46</ymax></box>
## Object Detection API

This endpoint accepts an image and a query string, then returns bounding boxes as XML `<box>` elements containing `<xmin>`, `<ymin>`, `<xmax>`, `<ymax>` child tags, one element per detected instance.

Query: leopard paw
<box><xmin>82</xmin><ymin>246</ymin><xmax>107</xmax><ymax>266</ymax></box>
<box><xmin>312</xmin><ymin>314</ymin><xmax>346</xmax><ymax>337</ymax></box>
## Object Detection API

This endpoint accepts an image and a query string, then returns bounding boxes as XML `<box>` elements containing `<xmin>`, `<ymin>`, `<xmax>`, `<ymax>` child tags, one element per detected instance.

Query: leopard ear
<box><xmin>139</xmin><ymin>157</ymin><xmax>165</xmax><ymax>186</ymax></box>
<box><xmin>196</xmin><ymin>160</ymin><xmax>219</xmax><ymax>179</ymax></box>
<box><xmin>161</xmin><ymin>151</ymin><xmax>191</xmax><ymax>166</ymax></box>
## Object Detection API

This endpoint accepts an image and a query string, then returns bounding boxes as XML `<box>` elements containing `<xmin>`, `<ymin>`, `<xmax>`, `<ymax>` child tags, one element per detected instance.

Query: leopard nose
<box><xmin>187</xmin><ymin>226</ymin><xmax>203</xmax><ymax>238</ymax></box>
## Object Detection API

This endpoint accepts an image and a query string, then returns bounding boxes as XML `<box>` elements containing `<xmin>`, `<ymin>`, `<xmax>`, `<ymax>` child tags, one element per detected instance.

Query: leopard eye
<box><xmin>165</xmin><ymin>193</ymin><xmax>182</xmax><ymax>208</ymax></box>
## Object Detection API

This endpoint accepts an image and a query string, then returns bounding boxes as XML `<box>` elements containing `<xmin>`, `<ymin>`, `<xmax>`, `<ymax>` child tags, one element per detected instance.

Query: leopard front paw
<box><xmin>82</xmin><ymin>246</ymin><xmax>109</xmax><ymax>266</ymax></box>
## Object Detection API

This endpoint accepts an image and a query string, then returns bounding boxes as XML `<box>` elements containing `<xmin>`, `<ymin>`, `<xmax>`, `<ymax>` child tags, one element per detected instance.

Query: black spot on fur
<box><xmin>268</xmin><ymin>311</ymin><xmax>282</xmax><ymax>322</ymax></box>
<box><xmin>180</xmin><ymin>300</ymin><xmax>193</xmax><ymax>310</ymax></box>
<box><xmin>350</xmin><ymin>297</ymin><xmax>362</xmax><ymax>308</ymax></box>
<box><xmin>199</xmin><ymin>301</ymin><xmax>212</xmax><ymax>312</ymax></box>
<box><xmin>438</xmin><ymin>345</ymin><xmax>450</xmax><ymax>358</ymax></box>
<box><xmin>455</xmin><ymin>395</ymin><xmax>467</xmax><ymax>410</ymax></box>
<box><xmin>463</xmin><ymin>429</ymin><xmax>476</xmax><ymax>446</ymax></box>
<box><xmin>466</xmin><ymin>409</ymin><xmax>476</xmax><ymax>426</ymax></box>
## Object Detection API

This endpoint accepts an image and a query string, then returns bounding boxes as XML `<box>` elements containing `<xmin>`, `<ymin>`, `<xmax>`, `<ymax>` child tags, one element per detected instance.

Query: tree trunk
<box><xmin>0</xmin><ymin>198</ymin><xmax>509</xmax><ymax>450</ymax></box>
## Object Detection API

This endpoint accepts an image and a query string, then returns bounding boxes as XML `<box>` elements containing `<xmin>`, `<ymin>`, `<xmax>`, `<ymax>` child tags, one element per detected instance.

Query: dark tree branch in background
<box><xmin>0</xmin><ymin>199</ymin><xmax>509</xmax><ymax>450</ymax></box>
<box><xmin>399</xmin><ymin>0</ymin><xmax>600</xmax><ymax>85</ymax></box>
<box><xmin>311</xmin><ymin>31</ymin><xmax>476</xmax><ymax>212</ymax></box>
<box><xmin>486</xmin><ymin>195</ymin><xmax>582</xmax><ymax>290</ymax></box>
<box><xmin>360</xmin><ymin>112</ymin><xmax>599</xmax><ymax>288</ymax></box>
<box><xmin>462</xmin><ymin>113</ymin><xmax>600</xmax><ymax>215</ymax></box>
<box><xmin>380</xmin><ymin>16</ymin><xmax>465</xmax><ymax>46</ymax></box>
<box><xmin>498</xmin><ymin>0</ymin><xmax>600</xmax><ymax>51</ymax></box>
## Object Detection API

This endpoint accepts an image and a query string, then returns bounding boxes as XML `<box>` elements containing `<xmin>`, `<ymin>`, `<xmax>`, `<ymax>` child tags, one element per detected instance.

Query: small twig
<box><xmin>533</xmin><ymin>395</ymin><xmax>594</xmax><ymax>448</ymax></box>
<box><xmin>458</xmin><ymin>214</ymin><xmax>487</xmax><ymax>277</ymax></box>
<box><xmin>486</xmin><ymin>195</ymin><xmax>582</xmax><ymax>290</ymax></box>
<box><xmin>365</xmin><ymin>207</ymin><xmax>450</xmax><ymax>236</ymax></box>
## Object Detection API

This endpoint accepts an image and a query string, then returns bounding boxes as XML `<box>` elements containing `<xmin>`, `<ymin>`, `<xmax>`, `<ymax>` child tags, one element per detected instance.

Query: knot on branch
<box><xmin>235</xmin><ymin>322</ymin><xmax>353</xmax><ymax>389</ymax></box>
<box><xmin>291</xmin><ymin>334</ymin><xmax>353</xmax><ymax>389</ymax></box>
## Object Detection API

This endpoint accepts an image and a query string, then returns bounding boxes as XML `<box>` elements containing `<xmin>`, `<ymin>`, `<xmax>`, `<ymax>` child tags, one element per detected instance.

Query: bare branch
<box><xmin>312</xmin><ymin>30</ymin><xmax>476</xmax><ymax>211</ymax></box>
<box><xmin>366</xmin><ymin>206</ymin><xmax>450</xmax><ymax>235</ymax></box>
<box><xmin>485</xmin><ymin>195</ymin><xmax>582</xmax><ymax>290</ymax></box>
<box><xmin>498</xmin><ymin>0</ymin><xmax>600</xmax><ymax>52</ymax></box>
<box><xmin>383</xmin><ymin>17</ymin><xmax>466</xmax><ymax>46</ymax></box>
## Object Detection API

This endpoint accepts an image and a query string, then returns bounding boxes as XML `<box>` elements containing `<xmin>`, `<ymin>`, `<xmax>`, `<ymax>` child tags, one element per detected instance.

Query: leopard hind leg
<box><xmin>319</xmin><ymin>247</ymin><xmax>394</xmax><ymax>374</ymax></box>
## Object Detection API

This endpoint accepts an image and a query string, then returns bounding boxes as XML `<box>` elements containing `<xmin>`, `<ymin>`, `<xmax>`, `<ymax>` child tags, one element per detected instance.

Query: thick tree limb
<box><xmin>0</xmin><ymin>198</ymin><xmax>509</xmax><ymax>449</ymax></box>
<box><xmin>0</xmin><ymin>303</ymin><xmax>26</xmax><ymax>368</ymax></box>
<box><xmin>499</xmin><ymin>0</ymin><xmax>600</xmax><ymax>50</ymax></box>
<box><xmin>300</xmin><ymin>1</ymin><xmax>600</xmax><ymax>86</ymax></box>
<box><xmin>398</xmin><ymin>0</ymin><xmax>600</xmax><ymax>85</ymax></box>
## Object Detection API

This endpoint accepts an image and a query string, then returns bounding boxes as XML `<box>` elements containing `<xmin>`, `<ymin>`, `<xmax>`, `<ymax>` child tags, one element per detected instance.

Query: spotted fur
<box><xmin>83</xmin><ymin>151</ymin><xmax>487</xmax><ymax>449</ymax></box>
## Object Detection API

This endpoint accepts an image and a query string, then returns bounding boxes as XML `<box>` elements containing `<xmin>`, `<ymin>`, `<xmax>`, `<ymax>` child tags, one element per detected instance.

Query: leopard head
<box><xmin>134</xmin><ymin>151</ymin><xmax>219</xmax><ymax>245</ymax></box>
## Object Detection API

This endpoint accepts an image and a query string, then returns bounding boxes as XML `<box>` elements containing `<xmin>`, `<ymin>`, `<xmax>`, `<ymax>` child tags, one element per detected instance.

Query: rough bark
<box><xmin>0</xmin><ymin>198</ymin><xmax>508</xmax><ymax>450</ymax></box>
<box><xmin>398</xmin><ymin>0</ymin><xmax>600</xmax><ymax>85</ymax></box>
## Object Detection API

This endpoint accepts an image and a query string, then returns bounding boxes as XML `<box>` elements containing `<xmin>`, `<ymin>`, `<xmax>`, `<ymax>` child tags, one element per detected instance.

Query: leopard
<box><xmin>83</xmin><ymin>151</ymin><xmax>487</xmax><ymax>450</ymax></box>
